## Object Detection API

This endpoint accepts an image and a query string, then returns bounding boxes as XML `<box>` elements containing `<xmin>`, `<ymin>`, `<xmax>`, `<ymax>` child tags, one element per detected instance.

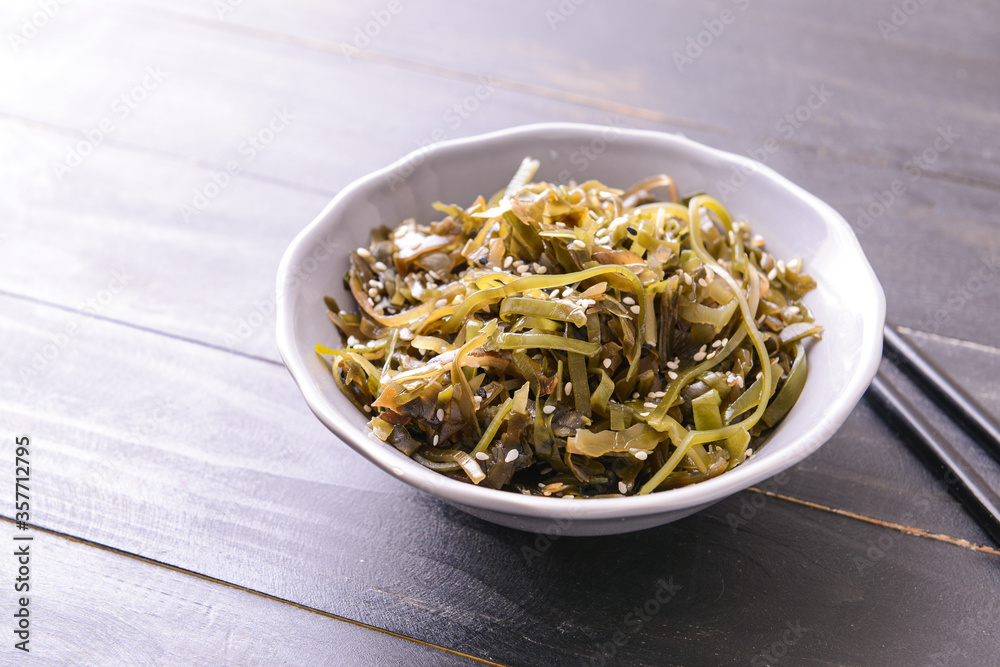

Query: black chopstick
<box><xmin>867</xmin><ymin>371</ymin><xmax>1000</xmax><ymax>546</ymax></box>
<box><xmin>883</xmin><ymin>322</ymin><xmax>1000</xmax><ymax>465</ymax></box>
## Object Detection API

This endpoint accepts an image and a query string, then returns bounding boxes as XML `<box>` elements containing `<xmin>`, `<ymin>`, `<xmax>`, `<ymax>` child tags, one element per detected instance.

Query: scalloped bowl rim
<box><xmin>276</xmin><ymin>122</ymin><xmax>885</xmax><ymax>526</ymax></box>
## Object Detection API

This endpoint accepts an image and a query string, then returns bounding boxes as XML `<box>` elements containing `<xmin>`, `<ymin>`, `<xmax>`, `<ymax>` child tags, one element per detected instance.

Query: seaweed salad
<box><xmin>318</xmin><ymin>158</ymin><xmax>820</xmax><ymax>497</ymax></box>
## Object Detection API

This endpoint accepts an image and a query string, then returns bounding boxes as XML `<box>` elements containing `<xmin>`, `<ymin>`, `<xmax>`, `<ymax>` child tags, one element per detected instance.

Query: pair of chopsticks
<box><xmin>867</xmin><ymin>323</ymin><xmax>1000</xmax><ymax>545</ymax></box>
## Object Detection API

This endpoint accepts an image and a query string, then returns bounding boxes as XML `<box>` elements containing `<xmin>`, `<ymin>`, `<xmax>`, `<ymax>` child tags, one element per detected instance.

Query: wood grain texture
<box><xmin>2</xmin><ymin>0</ymin><xmax>1000</xmax><ymax>664</ymax></box>
<box><xmin>0</xmin><ymin>525</ymin><xmax>480</xmax><ymax>666</ymax></box>
<box><xmin>1</xmin><ymin>0</ymin><xmax>998</xmax><ymax>356</ymax></box>
<box><xmin>2</xmin><ymin>290</ymin><xmax>998</xmax><ymax>664</ymax></box>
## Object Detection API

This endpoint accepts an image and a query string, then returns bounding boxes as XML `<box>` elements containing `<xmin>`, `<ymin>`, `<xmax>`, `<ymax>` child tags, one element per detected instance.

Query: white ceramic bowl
<box><xmin>276</xmin><ymin>123</ymin><xmax>885</xmax><ymax>535</ymax></box>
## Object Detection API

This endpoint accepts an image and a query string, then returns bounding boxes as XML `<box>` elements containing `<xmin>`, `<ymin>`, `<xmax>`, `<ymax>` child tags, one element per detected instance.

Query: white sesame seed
<box><xmin>475</xmin><ymin>452</ymin><xmax>489</xmax><ymax>461</ymax></box>
<box><xmin>699</xmin><ymin>344</ymin><xmax>707</xmax><ymax>352</ymax></box>
<box><xmin>623</xmin><ymin>296</ymin><xmax>635</xmax><ymax>305</ymax></box>
<box><xmin>634</xmin><ymin>450</ymin><xmax>648</xmax><ymax>461</ymax></box>
<box><xmin>788</xmin><ymin>257</ymin><xmax>802</xmax><ymax>272</ymax></box>
<box><xmin>618</xmin><ymin>481</ymin><xmax>627</xmax><ymax>494</ymax></box>
<box><xmin>632</xmin><ymin>392</ymin><xmax>641</xmax><ymax>399</ymax></box>
<box><xmin>728</xmin><ymin>231</ymin><xmax>736</xmax><ymax>246</ymax></box>
<box><xmin>644</xmin><ymin>402</ymin><xmax>657</xmax><ymax>408</ymax></box>
<box><xmin>432</xmin><ymin>434</ymin><xmax>439</xmax><ymax>445</ymax></box>
<box><xmin>542</xmin><ymin>404</ymin><xmax>556</xmax><ymax>414</ymax></box>
<box><xmin>562</xmin><ymin>287</ymin><xmax>573</xmax><ymax>297</ymax></box>
<box><xmin>745</xmin><ymin>448</ymin><xmax>754</xmax><ymax>458</ymax></box>
<box><xmin>565</xmin><ymin>382</ymin><xmax>573</xmax><ymax>395</ymax></box>
<box><xmin>706</xmin><ymin>267</ymin><xmax>715</xmax><ymax>282</ymax></box>
<box><xmin>698</xmin><ymin>278</ymin><xmax>708</xmax><ymax>287</ymax></box>
<box><xmin>712</xmin><ymin>339</ymin><xmax>723</xmax><ymax>348</ymax></box>
<box><xmin>503</xmin><ymin>256</ymin><xmax>514</xmax><ymax>268</ymax></box>
<box><xmin>368</xmin><ymin>287</ymin><xmax>379</xmax><ymax>298</ymax></box>
<box><xmin>491</xmin><ymin>266</ymin><xmax>502</xmax><ymax>272</ymax></box>
<box><xmin>400</xmin><ymin>327</ymin><xmax>414</xmax><ymax>340</ymax></box>
<box><xmin>706</xmin><ymin>351</ymin><xmax>716</xmax><ymax>359</ymax></box>
<box><xmin>436</xmin><ymin>408</ymin><xmax>444</xmax><ymax>421</ymax></box>
<box><xmin>363</xmin><ymin>405</ymin><xmax>371</xmax><ymax>412</ymax></box>
<box><xmin>666</xmin><ymin>360</ymin><xmax>679</xmax><ymax>370</ymax></box>
<box><xmin>374</xmin><ymin>261</ymin><xmax>387</xmax><ymax>272</ymax></box>
<box><xmin>639</xmin><ymin>412</ymin><xmax>650</xmax><ymax>417</ymax></box>
<box><xmin>767</xmin><ymin>268</ymin><xmax>778</xmax><ymax>281</ymax></box>
<box><xmin>683</xmin><ymin>273</ymin><xmax>693</xmax><ymax>285</ymax></box>
<box><xmin>516</xmin><ymin>264</ymin><xmax>530</xmax><ymax>274</ymax></box>
<box><xmin>505</xmin><ymin>449</ymin><xmax>518</xmax><ymax>463</ymax></box>
<box><xmin>435</xmin><ymin>298</ymin><xmax>447</xmax><ymax>308</ymax></box>
<box><xmin>550</xmin><ymin>289</ymin><xmax>560</xmax><ymax>299</ymax></box>
<box><xmin>693</xmin><ymin>351</ymin><xmax>707</xmax><ymax>361</ymax></box>
<box><xmin>543</xmin><ymin>491</ymin><xmax>552</xmax><ymax>496</ymax></box>
<box><xmin>630</xmin><ymin>305</ymin><xmax>641</xmax><ymax>314</ymax></box>
<box><xmin>777</xmin><ymin>260</ymin><xmax>786</xmax><ymax>274</ymax></box>
<box><xmin>603</xmin><ymin>358</ymin><xmax>612</xmax><ymax>369</ymax></box>
<box><xmin>536</xmin><ymin>265</ymin><xmax>548</xmax><ymax>274</ymax></box>
<box><xmin>668</xmin><ymin>371</ymin><xmax>678</xmax><ymax>380</ymax></box>
<box><xmin>653</xmin><ymin>391</ymin><xmax>666</xmax><ymax>398</ymax></box>
<box><xmin>540</xmin><ymin>467</ymin><xmax>552</xmax><ymax>475</ymax></box>
<box><xmin>347</xmin><ymin>335</ymin><xmax>359</xmax><ymax>347</ymax></box>
<box><xmin>357</xmin><ymin>248</ymin><xmax>371</xmax><ymax>258</ymax></box>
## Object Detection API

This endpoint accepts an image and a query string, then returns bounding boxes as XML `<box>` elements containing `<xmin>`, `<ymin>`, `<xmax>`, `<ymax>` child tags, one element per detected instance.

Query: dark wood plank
<box><xmin>3</xmin><ymin>0</ymin><xmax>1000</xmax><ymax>664</ymax></box>
<box><xmin>0</xmin><ymin>523</ymin><xmax>480</xmax><ymax>665</ymax></box>
<box><xmin>3</xmin><ymin>291</ymin><xmax>998</xmax><ymax>665</ymax></box>
<box><xmin>1</xmin><ymin>0</ymin><xmax>998</xmax><ymax>354</ymax></box>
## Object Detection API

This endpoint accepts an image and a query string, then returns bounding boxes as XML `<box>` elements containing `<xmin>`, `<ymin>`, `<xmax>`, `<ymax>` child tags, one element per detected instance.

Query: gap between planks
<box><xmin>0</xmin><ymin>288</ymin><xmax>284</xmax><ymax>368</ymax></box>
<box><xmin>0</xmin><ymin>516</ymin><xmax>507</xmax><ymax>667</ymax></box>
<box><xmin>0</xmin><ymin>110</ymin><xmax>336</xmax><ymax>199</ymax></box>
<box><xmin>749</xmin><ymin>487</ymin><xmax>1000</xmax><ymax>556</ymax></box>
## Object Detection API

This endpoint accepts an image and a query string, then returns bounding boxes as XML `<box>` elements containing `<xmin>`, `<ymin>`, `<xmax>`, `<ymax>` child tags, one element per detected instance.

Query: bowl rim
<box><xmin>276</xmin><ymin>122</ymin><xmax>886</xmax><ymax>523</ymax></box>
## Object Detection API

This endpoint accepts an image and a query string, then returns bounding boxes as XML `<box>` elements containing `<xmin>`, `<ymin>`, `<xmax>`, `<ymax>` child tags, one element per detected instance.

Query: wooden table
<box><xmin>3</xmin><ymin>1</ymin><xmax>999</xmax><ymax>664</ymax></box>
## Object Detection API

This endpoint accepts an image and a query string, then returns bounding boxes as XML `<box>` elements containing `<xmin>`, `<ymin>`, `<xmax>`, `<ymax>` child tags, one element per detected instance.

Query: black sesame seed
<box><xmin>626</xmin><ymin>226</ymin><xmax>637</xmax><ymax>235</ymax></box>
<box><xmin>478</xmin><ymin>256</ymin><xmax>489</xmax><ymax>265</ymax></box>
